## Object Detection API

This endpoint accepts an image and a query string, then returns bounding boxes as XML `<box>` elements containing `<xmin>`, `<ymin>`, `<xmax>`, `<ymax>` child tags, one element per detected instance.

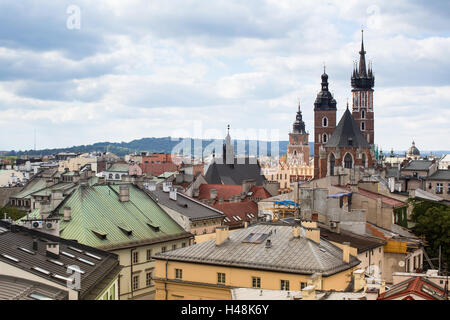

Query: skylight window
<box><xmin>49</xmin><ymin>259</ymin><xmax>64</xmax><ymax>266</ymax></box>
<box><xmin>2</xmin><ymin>254</ymin><xmax>19</xmax><ymax>262</ymax></box>
<box><xmin>147</xmin><ymin>223</ymin><xmax>160</xmax><ymax>232</ymax></box>
<box><xmin>18</xmin><ymin>247</ymin><xmax>35</xmax><ymax>255</ymax></box>
<box><xmin>33</xmin><ymin>266</ymin><xmax>51</xmax><ymax>275</ymax></box>
<box><xmin>77</xmin><ymin>257</ymin><xmax>95</xmax><ymax>266</ymax></box>
<box><xmin>28</xmin><ymin>293</ymin><xmax>53</xmax><ymax>300</ymax></box>
<box><xmin>68</xmin><ymin>246</ymin><xmax>83</xmax><ymax>253</ymax></box>
<box><xmin>85</xmin><ymin>252</ymin><xmax>102</xmax><ymax>260</ymax></box>
<box><xmin>233</xmin><ymin>216</ymin><xmax>239</xmax><ymax>221</ymax></box>
<box><xmin>92</xmin><ymin>229</ymin><xmax>107</xmax><ymax>240</ymax></box>
<box><xmin>61</xmin><ymin>251</ymin><xmax>76</xmax><ymax>259</ymax></box>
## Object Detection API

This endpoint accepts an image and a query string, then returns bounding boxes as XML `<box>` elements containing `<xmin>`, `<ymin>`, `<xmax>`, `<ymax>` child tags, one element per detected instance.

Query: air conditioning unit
<box><xmin>330</xmin><ymin>221</ymin><xmax>337</xmax><ymax>228</ymax></box>
<box><xmin>45</xmin><ymin>222</ymin><xmax>55</xmax><ymax>230</ymax></box>
<box><xmin>32</xmin><ymin>221</ymin><xmax>43</xmax><ymax>229</ymax></box>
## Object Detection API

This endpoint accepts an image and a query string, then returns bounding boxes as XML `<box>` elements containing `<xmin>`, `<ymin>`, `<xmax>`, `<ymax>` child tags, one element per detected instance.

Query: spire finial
<box><xmin>346</xmin><ymin>98</ymin><xmax>349</xmax><ymax>109</ymax></box>
<box><xmin>323</xmin><ymin>62</ymin><xmax>326</xmax><ymax>74</ymax></box>
<box><xmin>227</xmin><ymin>124</ymin><xmax>230</xmax><ymax>134</ymax></box>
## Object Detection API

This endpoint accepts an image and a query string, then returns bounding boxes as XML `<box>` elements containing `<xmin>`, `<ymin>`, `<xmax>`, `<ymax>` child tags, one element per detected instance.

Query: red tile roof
<box><xmin>139</xmin><ymin>163</ymin><xmax>178</xmax><ymax>176</ymax></box>
<box><xmin>198</xmin><ymin>184</ymin><xmax>243</xmax><ymax>201</ymax></box>
<box><xmin>357</xmin><ymin>188</ymin><xmax>406</xmax><ymax>208</ymax></box>
<box><xmin>378</xmin><ymin>276</ymin><xmax>446</xmax><ymax>300</ymax></box>
<box><xmin>212</xmin><ymin>201</ymin><xmax>258</xmax><ymax>228</ymax></box>
<box><xmin>248</xmin><ymin>185</ymin><xmax>272</xmax><ymax>199</ymax></box>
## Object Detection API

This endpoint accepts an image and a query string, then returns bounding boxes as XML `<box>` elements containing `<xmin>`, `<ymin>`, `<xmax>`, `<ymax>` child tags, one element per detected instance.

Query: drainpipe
<box><xmin>165</xmin><ymin>257</ymin><xmax>169</xmax><ymax>300</ymax></box>
<box><xmin>130</xmin><ymin>248</ymin><xmax>135</xmax><ymax>299</ymax></box>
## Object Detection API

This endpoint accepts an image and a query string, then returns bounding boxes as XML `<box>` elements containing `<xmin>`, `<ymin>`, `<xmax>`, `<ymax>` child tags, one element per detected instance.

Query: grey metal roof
<box><xmin>427</xmin><ymin>170</ymin><xmax>450</xmax><ymax>181</ymax></box>
<box><xmin>0</xmin><ymin>221</ymin><xmax>121</xmax><ymax>300</ymax></box>
<box><xmin>325</xmin><ymin>108</ymin><xmax>370</xmax><ymax>149</ymax></box>
<box><xmin>0</xmin><ymin>275</ymin><xmax>68</xmax><ymax>300</ymax></box>
<box><xmin>150</xmin><ymin>190</ymin><xmax>225</xmax><ymax>222</ymax></box>
<box><xmin>402</xmin><ymin>160</ymin><xmax>433</xmax><ymax>171</ymax></box>
<box><xmin>154</xmin><ymin>223</ymin><xmax>360</xmax><ymax>276</ymax></box>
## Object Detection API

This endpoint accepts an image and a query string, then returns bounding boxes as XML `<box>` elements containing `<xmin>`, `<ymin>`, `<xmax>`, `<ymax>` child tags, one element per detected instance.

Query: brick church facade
<box><xmin>314</xmin><ymin>31</ymin><xmax>375</xmax><ymax>179</ymax></box>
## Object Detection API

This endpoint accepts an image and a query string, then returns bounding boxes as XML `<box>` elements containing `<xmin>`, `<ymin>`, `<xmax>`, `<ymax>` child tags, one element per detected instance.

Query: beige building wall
<box><xmin>58</xmin><ymin>155</ymin><xmax>97</xmax><ymax>173</ymax></box>
<box><xmin>113</xmin><ymin>238</ymin><xmax>191</xmax><ymax>300</ymax></box>
<box><xmin>154</xmin><ymin>260</ymin><xmax>357</xmax><ymax>300</ymax></box>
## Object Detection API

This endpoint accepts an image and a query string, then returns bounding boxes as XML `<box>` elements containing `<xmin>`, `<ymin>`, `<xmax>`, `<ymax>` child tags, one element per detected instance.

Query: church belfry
<box><xmin>287</xmin><ymin>102</ymin><xmax>309</xmax><ymax>164</ymax></box>
<box><xmin>313</xmin><ymin>69</ymin><xmax>337</xmax><ymax>179</ymax></box>
<box><xmin>351</xmin><ymin>30</ymin><xmax>375</xmax><ymax>146</ymax></box>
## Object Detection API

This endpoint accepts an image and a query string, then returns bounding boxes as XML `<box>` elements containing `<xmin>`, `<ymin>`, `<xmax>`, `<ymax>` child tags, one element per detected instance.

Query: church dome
<box><xmin>407</xmin><ymin>141</ymin><xmax>420</xmax><ymax>156</ymax></box>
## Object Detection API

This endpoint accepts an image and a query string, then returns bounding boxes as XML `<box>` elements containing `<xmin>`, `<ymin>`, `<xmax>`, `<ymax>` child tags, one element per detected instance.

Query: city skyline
<box><xmin>0</xmin><ymin>0</ymin><xmax>449</xmax><ymax>151</ymax></box>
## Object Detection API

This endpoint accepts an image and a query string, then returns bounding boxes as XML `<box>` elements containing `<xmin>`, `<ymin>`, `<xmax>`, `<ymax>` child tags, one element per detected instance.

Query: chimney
<box><xmin>265</xmin><ymin>239</ymin><xmax>272</xmax><ymax>248</ymax></box>
<box><xmin>302</xmin><ymin>285</ymin><xmax>316</xmax><ymax>300</ymax></box>
<box><xmin>210</xmin><ymin>189</ymin><xmax>218</xmax><ymax>200</ymax></box>
<box><xmin>32</xmin><ymin>238</ymin><xmax>38</xmax><ymax>251</ymax></box>
<box><xmin>63</xmin><ymin>206</ymin><xmax>72</xmax><ymax>222</ymax></box>
<box><xmin>292</xmin><ymin>224</ymin><xmax>301</xmax><ymax>238</ymax></box>
<box><xmin>119</xmin><ymin>185</ymin><xmax>130</xmax><ymax>202</ymax></box>
<box><xmin>51</xmin><ymin>189</ymin><xmax>64</xmax><ymax>210</ymax></box>
<box><xmin>242</xmin><ymin>179</ymin><xmax>256</xmax><ymax>195</ymax></box>
<box><xmin>169</xmin><ymin>187</ymin><xmax>177</xmax><ymax>201</ymax></box>
<box><xmin>162</xmin><ymin>181</ymin><xmax>171</xmax><ymax>192</ymax></box>
<box><xmin>342</xmin><ymin>242</ymin><xmax>351</xmax><ymax>263</ymax></box>
<box><xmin>305</xmin><ymin>227</ymin><xmax>320</xmax><ymax>244</ymax></box>
<box><xmin>379</xmin><ymin>281</ymin><xmax>386</xmax><ymax>294</ymax></box>
<box><xmin>215</xmin><ymin>226</ymin><xmax>229</xmax><ymax>246</ymax></box>
<box><xmin>244</xmin><ymin>221</ymin><xmax>248</xmax><ymax>228</ymax></box>
<box><xmin>46</xmin><ymin>242</ymin><xmax>60</xmax><ymax>258</ymax></box>
<box><xmin>353</xmin><ymin>269</ymin><xmax>366</xmax><ymax>292</ymax></box>
<box><xmin>39</xmin><ymin>201</ymin><xmax>52</xmax><ymax>220</ymax></box>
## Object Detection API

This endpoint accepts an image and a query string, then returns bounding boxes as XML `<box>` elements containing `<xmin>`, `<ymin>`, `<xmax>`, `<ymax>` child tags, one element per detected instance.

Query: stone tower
<box><xmin>351</xmin><ymin>30</ymin><xmax>375</xmax><ymax>146</ymax></box>
<box><xmin>287</xmin><ymin>102</ymin><xmax>310</xmax><ymax>165</ymax></box>
<box><xmin>313</xmin><ymin>69</ymin><xmax>337</xmax><ymax>179</ymax></box>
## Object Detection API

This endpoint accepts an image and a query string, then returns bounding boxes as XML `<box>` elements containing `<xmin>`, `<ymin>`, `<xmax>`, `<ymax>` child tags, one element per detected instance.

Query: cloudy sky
<box><xmin>0</xmin><ymin>0</ymin><xmax>449</xmax><ymax>152</ymax></box>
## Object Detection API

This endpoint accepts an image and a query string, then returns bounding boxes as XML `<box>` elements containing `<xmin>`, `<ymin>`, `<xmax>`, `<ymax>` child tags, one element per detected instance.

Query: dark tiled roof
<box><xmin>154</xmin><ymin>224</ymin><xmax>360</xmax><ymax>276</ymax></box>
<box><xmin>150</xmin><ymin>190</ymin><xmax>225</xmax><ymax>222</ymax></box>
<box><xmin>319</xmin><ymin>227</ymin><xmax>385</xmax><ymax>254</ymax></box>
<box><xmin>402</xmin><ymin>160</ymin><xmax>433</xmax><ymax>171</ymax></box>
<box><xmin>0</xmin><ymin>275</ymin><xmax>68</xmax><ymax>300</ymax></box>
<box><xmin>427</xmin><ymin>170</ymin><xmax>450</xmax><ymax>181</ymax></box>
<box><xmin>204</xmin><ymin>157</ymin><xmax>266</xmax><ymax>185</ymax></box>
<box><xmin>325</xmin><ymin>108</ymin><xmax>370</xmax><ymax>149</ymax></box>
<box><xmin>0</xmin><ymin>220</ymin><xmax>121</xmax><ymax>300</ymax></box>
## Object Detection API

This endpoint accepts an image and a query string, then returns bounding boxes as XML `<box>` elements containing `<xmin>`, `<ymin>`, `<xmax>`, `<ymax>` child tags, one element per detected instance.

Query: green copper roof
<box><xmin>158</xmin><ymin>171</ymin><xmax>177</xmax><ymax>178</ymax></box>
<box><xmin>53</xmin><ymin>184</ymin><xmax>189</xmax><ymax>249</ymax></box>
<box><xmin>107</xmin><ymin>163</ymin><xmax>129</xmax><ymax>172</ymax></box>
<box><xmin>12</xmin><ymin>179</ymin><xmax>48</xmax><ymax>199</ymax></box>
<box><xmin>31</xmin><ymin>182</ymin><xmax>77</xmax><ymax>197</ymax></box>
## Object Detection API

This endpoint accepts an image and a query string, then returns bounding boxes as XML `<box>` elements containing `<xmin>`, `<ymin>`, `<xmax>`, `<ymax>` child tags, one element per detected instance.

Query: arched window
<box><xmin>329</xmin><ymin>153</ymin><xmax>335</xmax><ymax>176</ymax></box>
<box><xmin>109</xmin><ymin>174</ymin><xmax>113</xmax><ymax>179</ymax></box>
<box><xmin>344</xmin><ymin>153</ymin><xmax>353</xmax><ymax>169</ymax></box>
<box><xmin>322</xmin><ymin>117</ymin><xmax>328</xmax><ymax>127</ymax></box>
<box><xmin>361</xmin><ymin>109</ymin><xmax>366</xmax><ymax>119</ymax></box>
<box><xmin>115</xmin><ymin>174</ymin><xmax>120</xmax><ymax>179</ymax></box>
<box><xmin>323</xmin><ymin>133</ymin><xmax>328</xmax><ymax>143</ymax></box>
<box><xmin>361</xmin><ymin>122</ymin><xmax>365</xmax><ymax>131</ymax></box>
<box><xmin>294</xmin><ymin>150</ymin><xmax>297</xmax><ymax>155</ymax></box>
<box><xmin>362</xmin><ymin>153</ymin><xmax>367</xmax><ymax>168</ymax></box>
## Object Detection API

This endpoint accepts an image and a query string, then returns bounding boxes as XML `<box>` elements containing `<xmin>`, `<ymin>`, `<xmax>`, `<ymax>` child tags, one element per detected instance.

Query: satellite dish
<box><xmin>398</xmin><ymin>261</ymin><xmax>405</xmax><ymax>267</ymax></box>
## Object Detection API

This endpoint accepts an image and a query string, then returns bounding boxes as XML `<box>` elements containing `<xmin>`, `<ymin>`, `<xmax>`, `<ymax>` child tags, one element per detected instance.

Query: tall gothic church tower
<box><xmin>287</xmin><ymin>102</ymin><xmax>309</xmax><ymax>164</ymax></box>
<box><xmin>351</xmin><ymin>30</ymin><xmax>375</xmax><ymax>146</ymax></box>
<box><xmin>313</xmin><ymin>70</ymin><xmax>337</xmax><ymax>179</ymax></box>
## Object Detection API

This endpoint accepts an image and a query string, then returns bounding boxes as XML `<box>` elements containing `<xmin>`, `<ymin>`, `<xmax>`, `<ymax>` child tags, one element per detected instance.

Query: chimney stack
<box><xmin>302</xmin><ymin>285</ymin><xmax>316</xmax><ymax>300</ymax></box>
<box><xmin>342</xmin><ymin>242</ymin><xmax>351</xmax><ymax>263</ymax></box>
<box><xmin>46</xmin><ymin>242</ymin><xmax>60</xmax><ymax>258</ymax></box>
<box><xmin>39</xmin><ymin>201</ymin><xmax>52</xmax><ymax>220</ymax></box>
<box><xmin>63</xmin><ymin>206</ymin><xmax>72</xmax><ymax>222</ymax></box>
<box><xmin>169</xmin><ymin>187</ymin><xmax>177</xmax><ymax>201</ymax></box>
<box><xmin>353</xmin><ymin>269</ymin><xmax>366</xmax><ymax>292</ymax></box>
<box><xmin>119</xmin><ymin>185</ymin><xmax>130</xmax><ymax>202</ymax></box>
<box><xmin>210</xmin><ymin>189</ymin><xmax>218</xmax><ymax>200</ymax></box>
<box><xmin>292</xmin><ymin>223</ymin><xmax>301</xmax><ymax>238</ymax></box>
<box><xmin>215</xmin><ymin>226</ymin><xmax>229</xmax><ymax>246</ymax></box>
<box><xmin>32</xmin><ymin>238</ymin><xmax>38</xmax><ymax>251</ymax></box>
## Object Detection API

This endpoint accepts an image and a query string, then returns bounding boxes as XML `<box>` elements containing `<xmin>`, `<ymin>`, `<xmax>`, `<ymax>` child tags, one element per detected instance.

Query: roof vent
<box><xmin>265</xmin><ymin>239</ymin><xmax>272</xmax><ymax>248</ymax></box>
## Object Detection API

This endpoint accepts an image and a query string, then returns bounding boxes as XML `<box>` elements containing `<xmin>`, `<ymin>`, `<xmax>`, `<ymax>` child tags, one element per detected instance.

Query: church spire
<box><xmin>293</xmin><ymin>100</ymin><xmax>306</xmax><ymax>134</ymax></box>
<box><xmin>359</xmin><ymin>29</ymin><xmax>367</xmax><ymax>78</ymax></box>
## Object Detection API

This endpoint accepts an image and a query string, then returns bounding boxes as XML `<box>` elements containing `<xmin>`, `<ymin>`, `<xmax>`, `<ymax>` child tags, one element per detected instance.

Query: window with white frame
<box><xmin>436</xmin><ymin>183</ymin><xmax>443</xmax><ymax>194</ymax></box>
<box><xmin>322</xmin><ymin>117</ymin><xmax>328</xmax><ymax>127</ymax></box>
